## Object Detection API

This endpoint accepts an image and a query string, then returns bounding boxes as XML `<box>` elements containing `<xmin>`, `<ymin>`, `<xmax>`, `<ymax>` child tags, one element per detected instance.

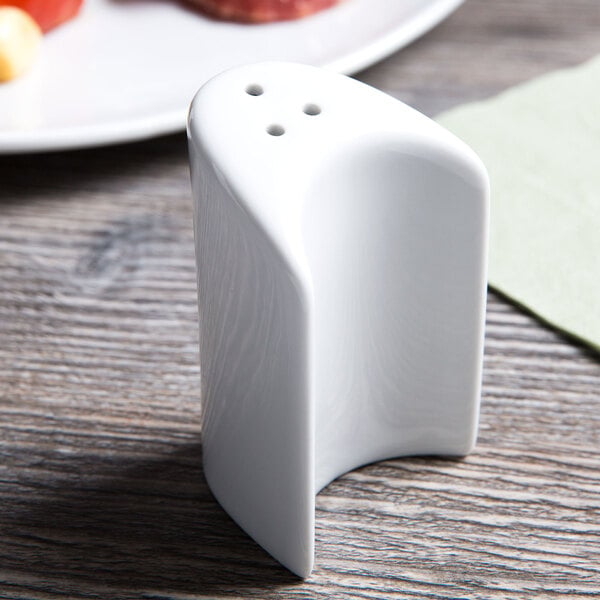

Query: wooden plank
<box><xmin>0</xmin><ymin>0</ymin><xmax>599</xmax><ymax>597</ymax></box>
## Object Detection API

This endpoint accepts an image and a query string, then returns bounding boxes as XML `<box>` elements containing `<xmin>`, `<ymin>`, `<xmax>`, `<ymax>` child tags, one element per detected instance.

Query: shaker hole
<box><xmin>246</xmin><ymin>84</ymin><xmax>264</xmax><ymax>96</ymax></box>
<box><xmin>303</xmin><ymin>103</ymin><xmax>321</xmax><ymax>116</ymax></box>
<box><xmin>267</xmin><ymin>124</ymin><xmax>285</xmax><ymax>136</ymax></box>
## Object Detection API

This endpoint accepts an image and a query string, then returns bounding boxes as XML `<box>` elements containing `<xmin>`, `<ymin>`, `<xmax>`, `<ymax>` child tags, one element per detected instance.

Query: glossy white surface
<box><xmin>0</xmin><ymin>0</ymin><xmax>464</xmax><ymax>153</ymax></box>
<box><xmin>188</xmin><ymin>62</ymin><xmax>489</xmax><ymax>577</ymax></box>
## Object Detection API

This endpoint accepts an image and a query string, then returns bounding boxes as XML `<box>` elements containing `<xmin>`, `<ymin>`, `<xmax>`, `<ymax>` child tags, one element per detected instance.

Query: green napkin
<box><xmin>438</xmin><ymin>56</ymin><xmax>600</xmax><ymax>352</ymax></box>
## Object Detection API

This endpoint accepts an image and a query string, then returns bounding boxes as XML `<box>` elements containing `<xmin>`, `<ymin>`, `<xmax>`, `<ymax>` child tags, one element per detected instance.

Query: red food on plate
<box><xmin>0</xmin><ymin>0</ymin><xmax>83</xmax><ymax>32</ymax></box>
<box><xmin>187</xmin><ymin>0</ymin><xmax>340</xmax><ymax>23</ymax></box>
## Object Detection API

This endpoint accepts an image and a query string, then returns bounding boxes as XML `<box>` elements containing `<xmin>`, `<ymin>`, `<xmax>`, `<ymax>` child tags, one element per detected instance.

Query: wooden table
<box><xmin>1</xmin><ymin>0</ymin><xmax>599</xmax><ymax>597</ymax></box>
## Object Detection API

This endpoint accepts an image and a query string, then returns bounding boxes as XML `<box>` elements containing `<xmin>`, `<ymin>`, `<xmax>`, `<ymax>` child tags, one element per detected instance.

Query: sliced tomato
<box><xmin>0</xmin><ymin>0</ymin><xmax>83</xmax><ymax>32</ymax></box>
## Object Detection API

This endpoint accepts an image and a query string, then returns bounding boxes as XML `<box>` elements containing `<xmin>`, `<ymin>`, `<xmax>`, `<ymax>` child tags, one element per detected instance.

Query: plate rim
<box><xmin>0</xmin><ymin>0</ymin><xmax>464</xmax><ymax>154</ymax></box>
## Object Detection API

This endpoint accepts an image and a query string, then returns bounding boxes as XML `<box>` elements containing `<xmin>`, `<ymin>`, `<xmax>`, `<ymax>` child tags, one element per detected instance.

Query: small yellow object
<box><xmin>0</xmin><ymin>7</ymin><xmax>42</xmax><ymax>82</ymax></box>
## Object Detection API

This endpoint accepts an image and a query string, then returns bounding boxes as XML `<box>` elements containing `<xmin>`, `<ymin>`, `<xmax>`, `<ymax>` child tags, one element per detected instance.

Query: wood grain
<box><xmin>0</xmin><ymin>0</ymin><xmax>599</xmax><ymax>597</ymax></box>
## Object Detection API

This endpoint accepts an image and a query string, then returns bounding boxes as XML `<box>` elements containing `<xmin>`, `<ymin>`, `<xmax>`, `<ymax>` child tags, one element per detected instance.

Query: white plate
<box><xmin>0</xmin><ymin>0</ymin><xmax>463</xmax><ymax>153</ymax></box>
